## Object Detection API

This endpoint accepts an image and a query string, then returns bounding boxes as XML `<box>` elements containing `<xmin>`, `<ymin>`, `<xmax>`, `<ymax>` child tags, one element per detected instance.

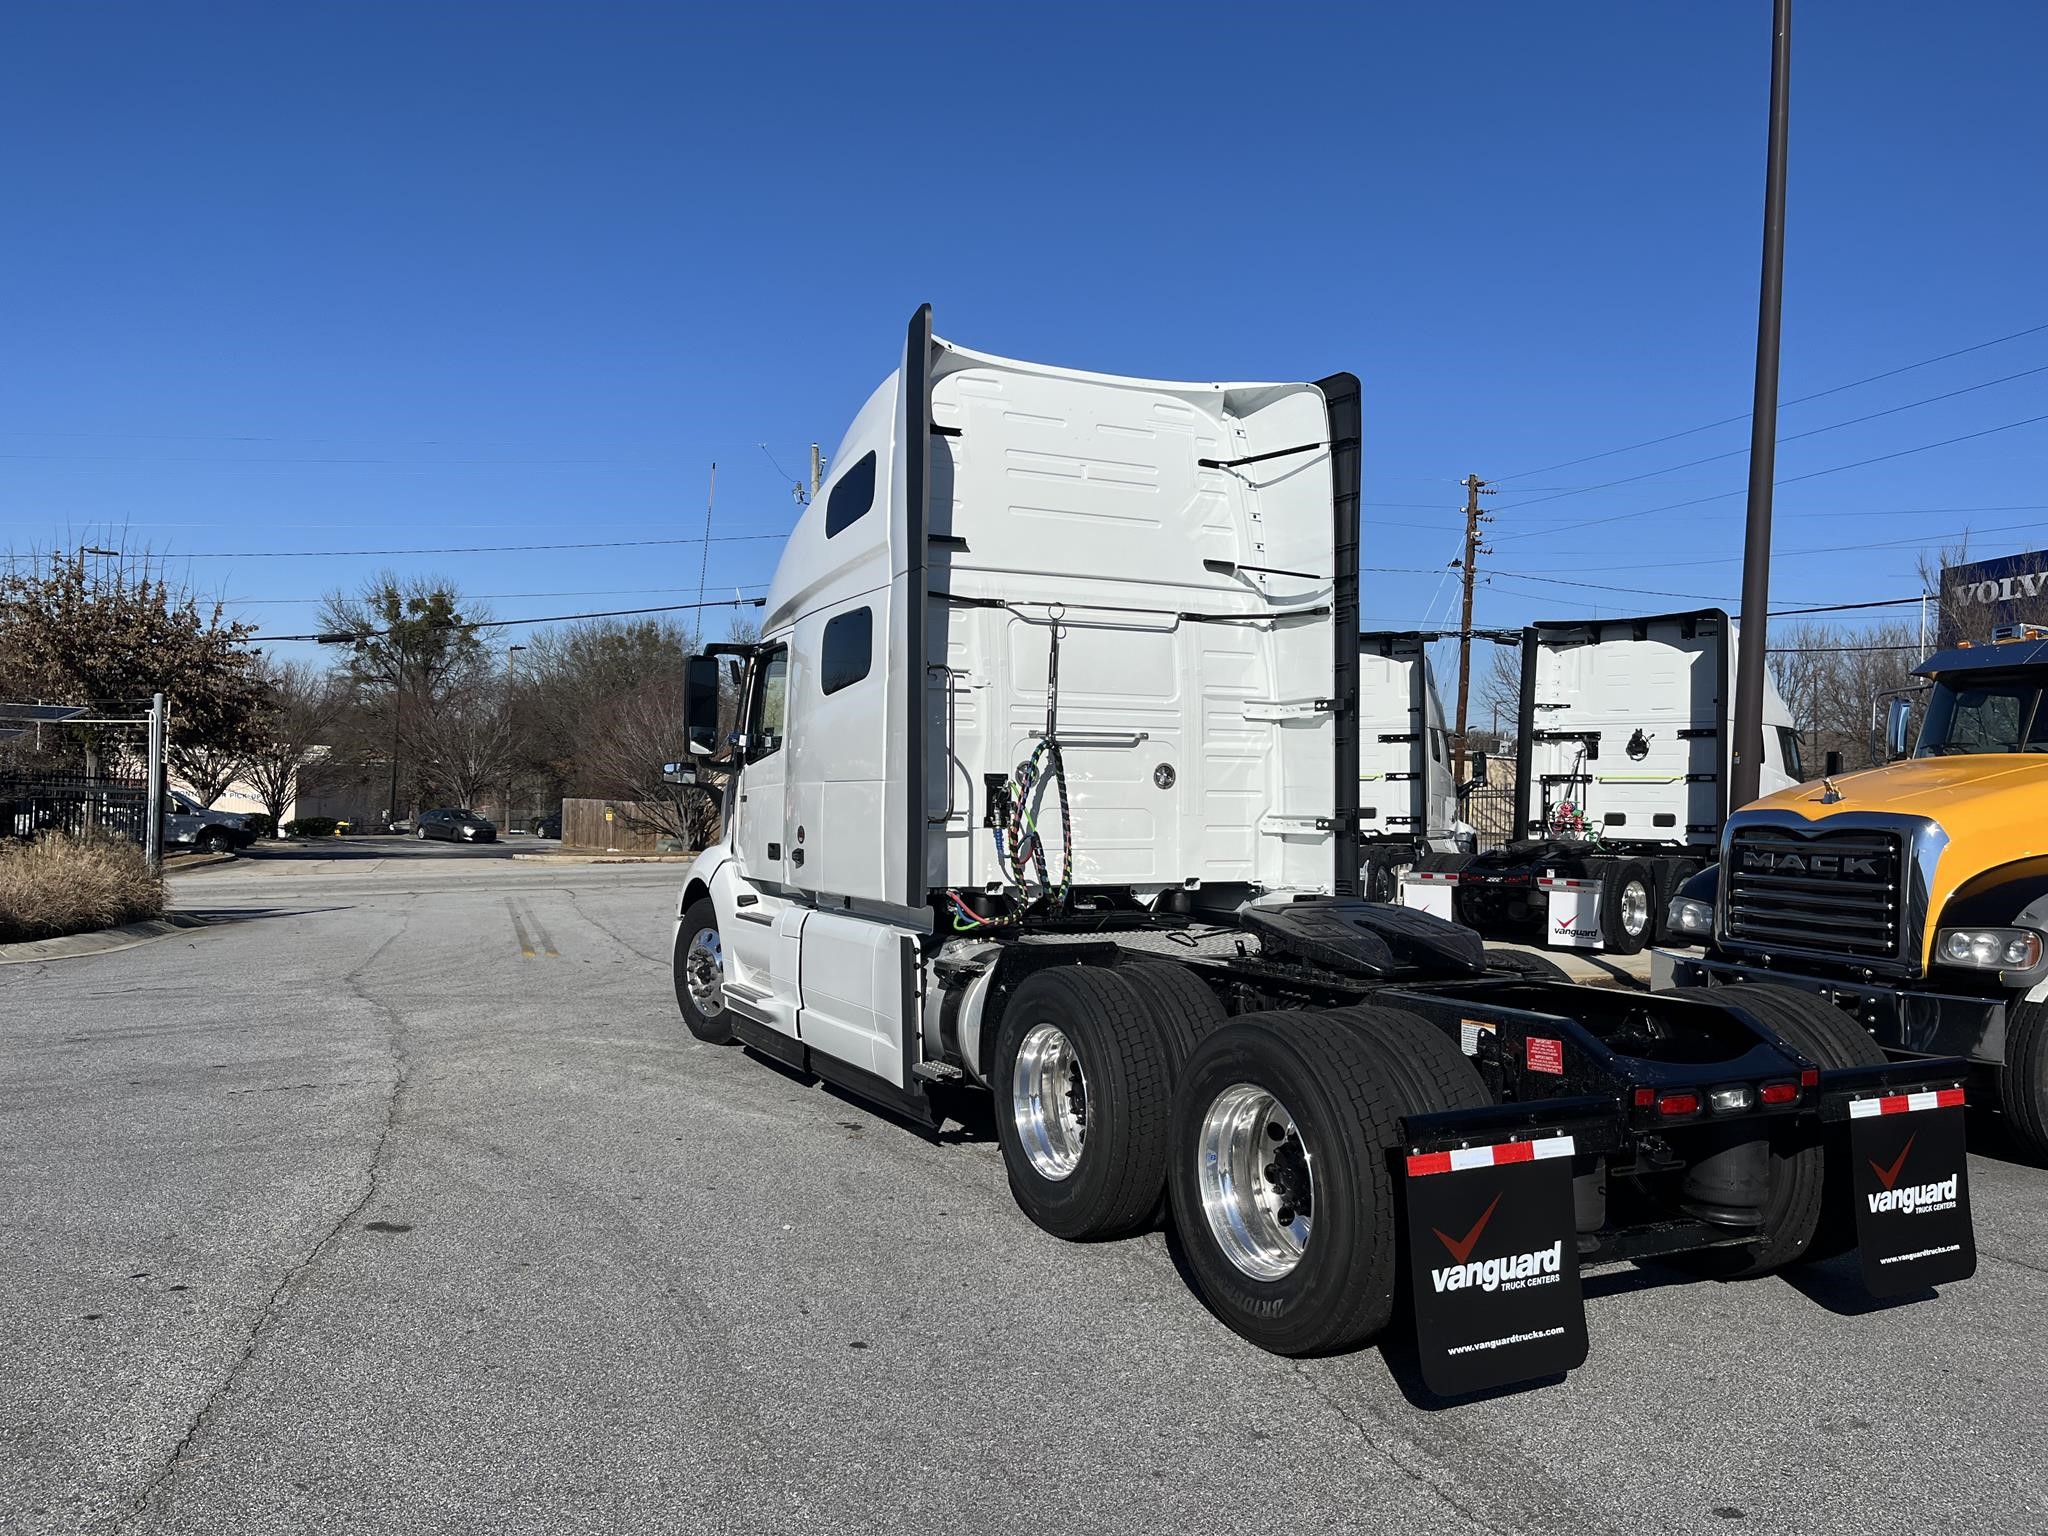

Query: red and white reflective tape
<box><xmin>1536</xmin><ymin>876</ymin><xmax>1598</xmax><ymax>891</ymax></box>
<box><xmin>1406</xmin><ymin>1135</ymin><xmax>1575</xmax><ymax>1178</ymax></box>
<box><xmin>1405</xmin><ymin>871</ymin><xmax>1461</xmax><ymax>886</ymax></box>
<box><xmin>1848</xmin><ymin>1087</ymin><xmax>1965</xmax><ymax>1119</ymax></box>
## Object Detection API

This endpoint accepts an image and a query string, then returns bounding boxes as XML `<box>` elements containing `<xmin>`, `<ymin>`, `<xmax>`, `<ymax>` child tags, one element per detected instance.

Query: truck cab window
<box><xmin>821</xmin><ymin>606</ymin><xmax>873</xmax><ymax>695</ymax></box>
<box><xmin>1428</xmin><ymin>729</ymin><xmax>1443</xmax><ymax>764</ymax></box>
<box><xmin>1916</xmin><ymin>679</ymin><xmax>2034</xmax><ymax>756</ymax></box>
<box><xmin>1775</xmin><ymin>726</ymin><xmax>1804</xmax><ymax>780</ymax></box>
<box><xmin>750</xmin><ymin>647</ymin><xmax>789</xmax><ymax>758</ymax></box>
<box><xmin>825</xmin><ymin>451</ymin><xmax>877</xmax><ymax>538</ymax></box>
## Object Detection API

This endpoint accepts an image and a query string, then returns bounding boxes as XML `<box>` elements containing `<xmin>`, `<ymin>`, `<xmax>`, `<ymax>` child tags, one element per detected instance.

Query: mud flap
<box><xmin>1847</xmin><ymin>1088</ymin><xmax>1977</xmax><ymax>1297</ymax></box>
<box><xmin>1403</xmin><ymin>1134</ymin><xmax>1588</xmax><ymax>1395</ymax></box>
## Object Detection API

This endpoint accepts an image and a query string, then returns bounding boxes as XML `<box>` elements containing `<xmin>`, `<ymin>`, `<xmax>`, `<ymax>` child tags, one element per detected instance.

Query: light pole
<box><xmin>1731</xmin><ymin>0</ymin><xmax>1794</xmax><ymax>807</ymax></box>
<box><xmin>505</xmin><ymin>645</ymin><xmax>526</xmax><ymax>829</ymax></box>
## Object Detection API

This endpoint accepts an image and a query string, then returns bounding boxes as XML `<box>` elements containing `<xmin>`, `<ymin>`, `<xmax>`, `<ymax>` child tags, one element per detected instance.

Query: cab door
<box><xmin>732</xmin><ymin>641</ymin><xmax>791</xmax><ymax>888</ymax></box>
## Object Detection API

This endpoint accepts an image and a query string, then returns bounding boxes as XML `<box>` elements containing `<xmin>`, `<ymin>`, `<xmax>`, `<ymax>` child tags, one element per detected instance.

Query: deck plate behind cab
<box><xmin>1244</xmin><ymin>898</ymin><xmax>1484</xmax><ymax>978</ymax></box>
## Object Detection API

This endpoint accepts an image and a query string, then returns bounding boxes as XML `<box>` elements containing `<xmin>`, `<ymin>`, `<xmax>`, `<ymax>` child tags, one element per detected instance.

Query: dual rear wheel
<box><xmin>991</xmin><ymin>964</ymin><xmax>1488</xmax><ymax>1356</ymax></box>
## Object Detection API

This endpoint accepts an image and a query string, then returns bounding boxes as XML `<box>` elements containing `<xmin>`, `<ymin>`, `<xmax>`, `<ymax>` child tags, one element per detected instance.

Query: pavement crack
<box><xmin>560</xmin><ymin>888</ymin><xmax>667</xmax><ymax>968</ymax></box>
<box><xmin>1287</xmin><ymin>1359</ymin><xmax>1602</xmax><ymax>1536</ymax></box>
<box><xmin>108</xmin><ymin>906</ymin><xmax>416</xmax><ymax>1533</ymax></box>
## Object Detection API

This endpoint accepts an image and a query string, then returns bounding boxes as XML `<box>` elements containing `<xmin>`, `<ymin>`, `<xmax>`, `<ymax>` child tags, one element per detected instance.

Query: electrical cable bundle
<box><xmin>946</xmin><ymin>738</ymin><xmax>1074</xmax><ymax>932</ymax></box>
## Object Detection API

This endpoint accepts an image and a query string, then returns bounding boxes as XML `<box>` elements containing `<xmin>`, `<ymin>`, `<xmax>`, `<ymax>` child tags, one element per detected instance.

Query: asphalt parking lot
<box><xmin>5</xmin><ymin>856</ymin><xmax>2047</xmax><ymax>1535</ymax></box>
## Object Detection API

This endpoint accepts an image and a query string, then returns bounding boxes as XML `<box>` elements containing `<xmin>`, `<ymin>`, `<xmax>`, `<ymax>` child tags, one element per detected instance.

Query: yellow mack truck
<box><xmin>1668</xmin><ymin>623</ymin><xmax>2048</xmax><ymax>1157</ymax></box>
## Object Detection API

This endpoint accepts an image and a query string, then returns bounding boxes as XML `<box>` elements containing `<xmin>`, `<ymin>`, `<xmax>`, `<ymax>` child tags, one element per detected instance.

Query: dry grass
<box><xmin>0</xmin><ymin>833</ymin><xmax>164</xmax><ymax>942</ymax></box>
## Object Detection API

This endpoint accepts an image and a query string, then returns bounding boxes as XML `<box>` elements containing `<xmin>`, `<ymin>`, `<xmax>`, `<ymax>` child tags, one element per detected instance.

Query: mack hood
<box><xmin>1743</xmin><ymin>757</ymin><xmax>2048</xmax><ymax>928</ymax></box>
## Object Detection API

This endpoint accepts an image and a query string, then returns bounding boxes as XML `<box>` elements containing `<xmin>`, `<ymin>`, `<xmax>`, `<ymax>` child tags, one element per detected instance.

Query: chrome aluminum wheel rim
<box><xmin>1012</xmin><ymin>1022</ymin><xmax>1086</xmax><ymax>1180</ymax></box>
<box><xmin>683</xmin><ymin>928</ymin><xmax>725</xmax><ymax>1017</ymax></box>
<box><xmin>1621</xmin><ymin>880</ymin><xmax>1651</xmax><ymax>937</ymax></box>
<box><xmin>1198</xmin><ymin>1084</ymin><xmax>1312</xmax><ymax>1280</ymax></box>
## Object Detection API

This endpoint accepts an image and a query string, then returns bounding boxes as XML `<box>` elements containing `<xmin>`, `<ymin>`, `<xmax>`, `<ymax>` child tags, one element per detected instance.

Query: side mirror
<box><xmin>662</xmin><ymin>761</ymin><xmax>699</xmax><ymax>787</ymax></box>
<box><xmin>684</xmin><ymin>654</ymin><xmax>722</xmax><ymax>757</ymax></box>
<box><xmin>1885</xmin><ymin>697</ymin><xmax>1913</xmax><ymax>761</ymax></box>
<box><xmin>1470</xmin><ymin>750</ymin><xmax>1489</xmax><ymax>786</ymax></box>
<box><xmin>1823</xmin><ymin>749</ymin><xmax>1844</xmax><ymax>778</ymax></box>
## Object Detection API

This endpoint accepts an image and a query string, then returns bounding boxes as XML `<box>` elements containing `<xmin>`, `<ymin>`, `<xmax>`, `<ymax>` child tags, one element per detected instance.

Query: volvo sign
<box><xmin>1941</xmin><ymin>550</ymin><xmax>2048</xmax><ymax>643</ymax></box>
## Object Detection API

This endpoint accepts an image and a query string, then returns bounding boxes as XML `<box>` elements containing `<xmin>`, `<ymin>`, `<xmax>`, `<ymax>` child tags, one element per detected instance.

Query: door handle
<box><xmin>790</xmin><ymin>848</ymin><xmax>804</xmax><ymax>868</ymax></box>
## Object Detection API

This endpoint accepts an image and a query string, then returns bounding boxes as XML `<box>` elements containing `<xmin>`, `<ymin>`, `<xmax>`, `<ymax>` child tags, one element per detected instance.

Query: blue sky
<box><xmin>3</xmin><ymin>1</ymin><xmax>2045</xmax><ymax>667</ymax></box>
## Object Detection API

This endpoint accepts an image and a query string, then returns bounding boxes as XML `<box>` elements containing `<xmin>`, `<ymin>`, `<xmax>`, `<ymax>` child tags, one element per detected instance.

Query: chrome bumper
<box><xmin>1665</xmin><ymin>951</ymin><xmax>2008</xmax><ymax>1067</ymax></box>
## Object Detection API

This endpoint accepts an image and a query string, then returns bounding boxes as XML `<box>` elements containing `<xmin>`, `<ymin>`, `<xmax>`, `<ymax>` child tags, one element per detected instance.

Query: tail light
<box><xmin>1759</xmin><ymin>1081</ymin><xmax>1799</xmax><ymax>1106</ymax></box>
<box><xmin>1657</xmin><ymin>1091</ymin><xmax>1701</xmax><ymax>1117</ymax></box>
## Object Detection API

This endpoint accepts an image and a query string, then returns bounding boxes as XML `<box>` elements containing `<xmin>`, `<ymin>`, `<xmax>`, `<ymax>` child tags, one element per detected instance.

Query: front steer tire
<box><xmin>1168</xmin><ymin>1011</ymin><xmax>1408</xmax><ymax>1356</ymax></box>
<box><xmin>1998</xmin><ymin>997</ymin><xmax>2048</xmax><ymax>1163</ymax></box>
<box><xmin>992</xmin><ymin>966</ymin><xmax>1176</xmax><ymax>1242</ymax></box>
<box><xmin>1685</xmin><ymin>982</ymin><xmax>1887</xmax><ymax>1275</ymax></box>
<box><xmin>673</xmin><ymin>898</ymin><xmax>734</xmax><ymax>1046</ymax></box>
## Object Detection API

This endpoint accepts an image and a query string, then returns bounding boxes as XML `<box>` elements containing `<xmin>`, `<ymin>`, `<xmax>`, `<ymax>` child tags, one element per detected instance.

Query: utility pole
<box><xmin>1731</xmin><ymin>0</ymin><xmax>1794</xmax><ymax>808</ymax></box>
<box><xmin>1451</xmin><ymin>473</ymin><xmax>1493</xmax><ymax>777</ymax></box>
<box><xmin>809</xmin><ymin>443</ymin><xmax>823</xmax><ymax>500</ymax></box>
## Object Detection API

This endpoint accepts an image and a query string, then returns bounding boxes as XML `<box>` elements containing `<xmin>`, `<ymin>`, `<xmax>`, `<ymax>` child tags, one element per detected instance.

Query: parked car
<box><xmin>534</xmin><ymin>811</ymin><xmax>562</xmax><ymax>839</ymax></box>
<box><xmin>166</xmin><ymin>790</ymin><xmax>255</xmax><ymax>853</ymax></box>
<box><xmin>415</xmin><ymin>808</ymin><xmax>497</xmax><ymax>843</ymax></box>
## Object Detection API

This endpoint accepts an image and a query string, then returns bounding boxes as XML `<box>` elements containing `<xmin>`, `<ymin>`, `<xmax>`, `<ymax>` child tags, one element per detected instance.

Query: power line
<box><xmin>255</xmin><ymin>595</ymin><xmax>768</xmax><ymax>645</ymax></box>
<box><xmin>225</xmin><ymin>583</ymin><xmax>773</xmax><ymax>605</ymax></box>
<box><xmin>1496</xmin><ymin>319</ymin><xmax>2048</xmax><ymax>483</ymax></box>
<box><xmin>1491</xmin><ymin>409</ymin><xmax>2048</xmax><ymax>544</ymax></box>
<box><xmin>29</xmin><ymin>531</ymin><xmax>795</xmax><ymax>562</ymax></box>
<box><xmin>1493</xmin><ymin>361</ymin><xmax>2048</xmax><ymax>515</ymax></box>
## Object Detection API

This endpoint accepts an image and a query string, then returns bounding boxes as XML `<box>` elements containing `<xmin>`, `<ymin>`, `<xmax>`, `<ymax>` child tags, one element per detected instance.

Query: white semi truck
<box><xmin>1412</xmin><ymin>609</ymin><xmax>1802</xmax><ymax>955</ymax></box>
<box><xmin>1355</xmin><ymin>630</ymin><xmax>1488</xmax><ymax>897</ymax></box>
<box><xmin>665</xmin><ymin>310</ymin><xmax>1973</xmax><ymax>1383</ymax></box>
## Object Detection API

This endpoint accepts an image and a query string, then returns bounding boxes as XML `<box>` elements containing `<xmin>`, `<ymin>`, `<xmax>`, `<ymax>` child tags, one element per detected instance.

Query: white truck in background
<box><xmin>1355</xmin><ymin>630</ymin><xmax>1509</xmax><ymax>897</ymax></box>
<box><xmin>661</xmin><ymin>309</ymin><xmax>1973</xmax><ymax>1382</ymax></box>
<box><xmin>1410</xmin><ymin>608</ymin><xmax>1802</xmax><ymax>954</ymax></box>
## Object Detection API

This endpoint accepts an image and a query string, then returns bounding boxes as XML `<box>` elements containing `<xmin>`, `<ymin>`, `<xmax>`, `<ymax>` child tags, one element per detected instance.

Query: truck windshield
<box><xmin>1915</xmin><ymin>675</ymin><xmax>2048</xmax><ymax>755</ymax></box>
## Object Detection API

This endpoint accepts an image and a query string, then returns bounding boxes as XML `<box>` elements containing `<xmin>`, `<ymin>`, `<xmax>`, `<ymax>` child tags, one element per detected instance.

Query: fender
<box><xmin>1937</xmin><ymin>856</ymin><xmax>2048</xmax><ymax>995</ymax></box>
<box><xmin>677</xmin><ymin>845</ymin><xmax>732</xmax><ymax>918</ymax></box>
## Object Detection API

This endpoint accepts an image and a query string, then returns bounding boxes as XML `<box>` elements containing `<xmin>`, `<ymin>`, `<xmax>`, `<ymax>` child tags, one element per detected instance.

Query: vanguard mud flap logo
<box><xmin>1848</xmin><ymin>1094</ymin><xmax>1976</xmax><ymax>1297</ymax></box>
<box><xmin>1404</xmin><ymin>1137</ymin><xmax>1587</xmax><ymax>1397</ymax></box>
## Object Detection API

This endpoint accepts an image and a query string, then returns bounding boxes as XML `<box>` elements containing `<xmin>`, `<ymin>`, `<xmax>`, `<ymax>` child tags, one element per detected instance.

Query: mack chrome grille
<box><xmin>1724</xmin><ymin>827</ymin><xmax>1903</xmax><ymax>959</ymax></box>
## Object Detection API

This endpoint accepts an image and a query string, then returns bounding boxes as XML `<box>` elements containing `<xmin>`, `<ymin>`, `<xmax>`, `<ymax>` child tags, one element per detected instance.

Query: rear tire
<box><xmin>1112</xmin><ymin>958</ymin><xmax>1229</xmax><ymax>1067</ymax></box>
<box><xmin>417</xmin><ymin>825</ymin><xmax>429</xmax><ymax>841</ymax></box>
<box><xmin>993</xmin><ymin>966</ymin><xmax>1176</xmax><ymax>1241</ymax></box>
<box><xmin>1168</xmin><ymin>1011</ymin><xmax>1408</xmax><ymax>1355</ymax></box>
<box><xmin>673</xmin><ymin>898</ymin><xmax>734</xmax><ymax>1045</ymax></box>
<box><xmin>1600</xmin><ymin>860</ymin><xmax>1655</xmax><ymax>955</ymax></box>
<box><xmin>1684</xmin><ymin>982</ymin><xmax>1885</xmax><ymax>1275</ymax></box>
<box><xmin>1482</xmin><ymin>946</ymin><xmax>1571</xmax><ymax>983</ymax></box>
<box><xmin>1998</xmin><ymin>997</ymin><xmax>2048</xmax><ymax>1162</ymax></box>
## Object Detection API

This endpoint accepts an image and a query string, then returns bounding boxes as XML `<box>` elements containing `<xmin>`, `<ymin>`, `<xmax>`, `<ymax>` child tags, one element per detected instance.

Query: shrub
<box><xmin>242</xmin><ymin>812</ymin><xmax>277</xmax><ymax>840</ymax></box>
<box><xmin>284</xmin><ymin>816</ymin><xmax>338</xmax><ymax>838</ymax></box>
<box><xmin>0</xmin><ymin>834</ymin><xmax>164</xmax><ymax>942</ymax></box>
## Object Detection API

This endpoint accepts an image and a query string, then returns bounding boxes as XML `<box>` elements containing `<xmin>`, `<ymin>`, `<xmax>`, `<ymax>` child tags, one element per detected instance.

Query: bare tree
<box><xmin>408</xmin><ymin>656</ymin><xmax>515</xmax><ymax>810</ymax></box>
<box><xmin>1766</xmin><ymin>620</ymin><xmax>1923</xmax><ymax>770</ymax></box>
<box><xmin>575</xmin><ymin>675</ymin><xmax>722</xmax><ymax>846</ymax></box>
<box><xmin>243</xmin><ymin>658</ymin><xmax>345</xmax><ymax>830</ymax></box>
<box><xmin>168</xmin><ymin>741</ymin><xmax>247</xmax><ymax>807</ymax></box>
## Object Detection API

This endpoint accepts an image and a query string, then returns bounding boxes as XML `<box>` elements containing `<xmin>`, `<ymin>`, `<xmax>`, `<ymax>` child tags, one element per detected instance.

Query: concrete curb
<box><xmin>510</xmin><ymin>852</ymin><xmax>696</xmax><ymax>865</ymax></box>
<box><xmin>0</xmin><ymin>911</ymin><xmax>216</xmax><ymax>966</ymax></box>
<box><xmin>163</xmin><ymin>850</ymin><xmax>238</xmax><ymax>873</ymax></box>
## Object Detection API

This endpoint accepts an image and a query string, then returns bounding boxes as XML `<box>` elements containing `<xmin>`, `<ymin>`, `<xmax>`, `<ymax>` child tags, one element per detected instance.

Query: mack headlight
<box><xmin>1934</xmin><ymin>927</ymin><xmax>2044</xmax><ymax>972</ymax></box>
<box><xmin>1667</xmin><ymin>895</ymin><xmax>1714</xmax><ymax>938</ymax></box>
